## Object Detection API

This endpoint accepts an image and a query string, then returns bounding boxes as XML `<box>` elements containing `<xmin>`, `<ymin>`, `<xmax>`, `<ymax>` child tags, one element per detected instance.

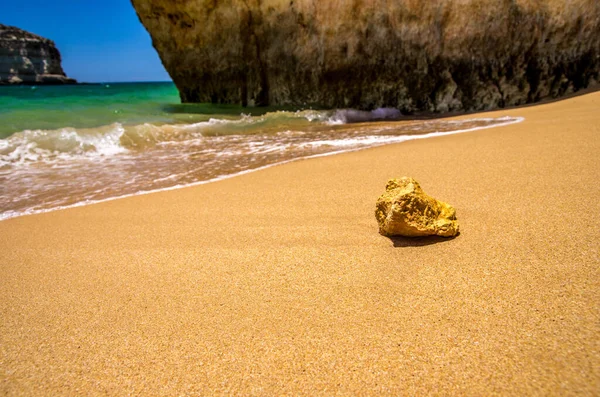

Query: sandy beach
<box><xmin>1</xmin><ymin>92</ymin><xmax>599</xmax><ymax>395</ymax></box>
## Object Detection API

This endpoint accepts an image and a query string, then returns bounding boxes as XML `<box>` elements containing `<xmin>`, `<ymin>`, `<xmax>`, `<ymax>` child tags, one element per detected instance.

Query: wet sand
<box><xmin>1</xmin><ymin>92</ymin><xmax>599</xmax><ymax>395</ymax></box>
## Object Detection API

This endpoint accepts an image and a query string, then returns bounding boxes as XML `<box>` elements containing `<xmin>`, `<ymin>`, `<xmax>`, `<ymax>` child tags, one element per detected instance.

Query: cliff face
<box><xmin>131</xmin><ymin>0</ymin><xmax>600</xmax><ymax>112</ymax></box>
<box><xmin>0</xmin><ymin>24</ymin><xmax>76</xmax><ymax>85</ymax></box>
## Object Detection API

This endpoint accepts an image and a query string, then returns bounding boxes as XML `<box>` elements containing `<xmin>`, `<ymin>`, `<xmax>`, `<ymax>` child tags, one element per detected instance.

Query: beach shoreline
<box><xmin>0</xmin><ymin>115</ymin><xmax>524</xmax><ymax>222</ymax></box>
<box><xmin>1</xmin><ymin>92</ymin><xmax>599</xmax><ymax>394</ymax></box>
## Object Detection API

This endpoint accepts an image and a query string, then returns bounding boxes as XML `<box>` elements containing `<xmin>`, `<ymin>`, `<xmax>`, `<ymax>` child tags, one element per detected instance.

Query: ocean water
<box><xmin>0</xmin><ymin>82</ymin><xmax>523</xmax><ymax>220</ymax></box>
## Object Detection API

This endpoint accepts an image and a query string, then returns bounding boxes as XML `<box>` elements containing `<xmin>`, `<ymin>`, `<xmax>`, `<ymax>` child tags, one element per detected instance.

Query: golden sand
<box><xmin>1</xmin><ymin>92</ymin><xmax>599</xmax><ymax>395</ymax></box>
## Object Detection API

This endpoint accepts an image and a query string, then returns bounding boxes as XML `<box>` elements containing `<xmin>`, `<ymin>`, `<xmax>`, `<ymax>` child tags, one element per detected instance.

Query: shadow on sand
<box><xmin>390</xmin><ymin>233</ymin><xmax>460</xmax><ymax>248</ymax></box>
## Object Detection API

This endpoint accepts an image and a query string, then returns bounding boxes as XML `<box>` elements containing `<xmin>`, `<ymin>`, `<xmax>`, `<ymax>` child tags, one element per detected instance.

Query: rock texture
<box><xmin>0</xmin><ymin>24</ymin><xmax>76</xmax><ymax>85</ymax></box>
<box><xmin>376</xmin><ymin>177</ymin><xmax>459</xmax><ymax>237</ymax></box>
<box><xmin>131</xmin><ymin>0</ymin><xmax>600</xmax><ymax>112</ymax></box>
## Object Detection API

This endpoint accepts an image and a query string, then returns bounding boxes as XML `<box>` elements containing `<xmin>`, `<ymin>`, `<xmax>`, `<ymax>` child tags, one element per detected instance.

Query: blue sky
<box><xmin>2</xmin><ymin>0</ymin><xmax>171</xmax><ymax>82</ymax></box>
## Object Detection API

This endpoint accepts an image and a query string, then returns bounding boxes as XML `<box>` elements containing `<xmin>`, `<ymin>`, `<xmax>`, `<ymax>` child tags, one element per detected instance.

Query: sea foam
<box><xmin>0</xmin><ymin>114</ymin><xmax>524</xmax><ymax>221</ymax></box>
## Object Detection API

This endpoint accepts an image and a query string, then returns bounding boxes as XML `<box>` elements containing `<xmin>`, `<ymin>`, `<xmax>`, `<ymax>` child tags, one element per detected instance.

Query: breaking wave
<box><xmin>0</xmin><ymin>112</ymin><xmax>524</xmax><ymax>220</ymax></box>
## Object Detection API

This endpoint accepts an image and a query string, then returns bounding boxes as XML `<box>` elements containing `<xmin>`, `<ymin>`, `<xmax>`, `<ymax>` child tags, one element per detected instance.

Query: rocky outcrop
<box><xmin>131</xmin><ymin>0</ymin><xmax>600</xmax><ymax>112</ymax></box>
<box><xmin>376</xmin><ymin>177</ymin><xmax>459</xmax><ymax>237</ymax></box>
<box><xmin>0</xmin><ymin>24</ymin><xmax>76</xmax><ymax>85</ymax></box>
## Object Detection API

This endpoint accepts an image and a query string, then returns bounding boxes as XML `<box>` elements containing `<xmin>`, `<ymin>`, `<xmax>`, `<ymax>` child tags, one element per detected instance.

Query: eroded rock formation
<box><xmin>376</xmin><ymin>177</ymin><xmax>459</xmax><ymax>237</ymax></box>
<box><xmin>131</xmin><ymin>0</ymin><xmax>600</xmax><ymax>112</ymax></box>
<box><xmin>0</xmin><ymin>24</ymin><xmax>76</xmax><ymax>85</ymax></box>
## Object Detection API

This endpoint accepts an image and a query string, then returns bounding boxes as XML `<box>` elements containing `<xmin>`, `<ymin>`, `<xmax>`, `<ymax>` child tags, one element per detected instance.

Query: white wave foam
<box><xmin>0</xmin><ymin>124</ymin><xmax>127</xmax><ymax>166</ymax></box>
<box><xmin>0</xmin><ymin>116</ymin><xmax>524</xmax><ymax>222</ymax></box>
<box><xmin>328</xmin><ymin>108</ymin><xmax>402</xmax><ymax>124</ymax></box>
<box><xmin>297</xmin><ymin>110</ymin><xmax>331</xmax><ymax>123</ymax></box>
<box><xmin>300</xmin><ymin>136</ymin><xmax>407</xmax><ymax>148</ymax></box>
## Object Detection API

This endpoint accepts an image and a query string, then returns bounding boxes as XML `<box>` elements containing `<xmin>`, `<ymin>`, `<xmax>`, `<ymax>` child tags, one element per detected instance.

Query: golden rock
<box><xmin>375</xmin><ymin>177</ymin><xmax>459</xmax><ymax>238</ymax></box>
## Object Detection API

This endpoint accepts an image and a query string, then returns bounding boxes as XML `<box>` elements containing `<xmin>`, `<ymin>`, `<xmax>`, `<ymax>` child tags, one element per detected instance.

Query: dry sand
<box><xmin>1</xmin><ymin>92</ymin><xmax>599</xmax><ymax>395</ymax></box>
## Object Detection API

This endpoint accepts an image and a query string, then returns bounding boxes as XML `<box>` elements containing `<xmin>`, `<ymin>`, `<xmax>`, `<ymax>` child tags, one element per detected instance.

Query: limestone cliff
<box><xmin>0</xmin><ymin>24</ymin><xmax>76</xmax><ymax>85</ymax></box>
<box><xmin>131</xmin><ymin>0</ymin><xmax>600</xmax><ymax>112</ymax></box>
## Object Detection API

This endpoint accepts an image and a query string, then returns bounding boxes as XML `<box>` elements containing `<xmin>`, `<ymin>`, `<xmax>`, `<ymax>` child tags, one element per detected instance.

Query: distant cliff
<box><xmin>131</xmin><ymin>0</ymin><xmax>600</xmax><ymax>112</ymax></box>
<box><xmin>0</xmin><ymin>24</ymin><xmax>76</xmax><ymax>85</ymax></box>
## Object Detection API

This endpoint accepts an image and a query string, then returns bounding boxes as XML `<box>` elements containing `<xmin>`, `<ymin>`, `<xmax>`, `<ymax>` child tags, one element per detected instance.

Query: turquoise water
<box><xmin>0</xmin><ymin>82</ymin><xmax>177</xmax><ymax>138</ymax></box>
<box><xmin>0</xmin><ymin>82</ymin><xmax>277</xmax><ymax>138</ymax></box>
<box><xmin>0</xmin><ymin>82</ymin><xmax>523</xmax><ymax>220</ymax></box>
